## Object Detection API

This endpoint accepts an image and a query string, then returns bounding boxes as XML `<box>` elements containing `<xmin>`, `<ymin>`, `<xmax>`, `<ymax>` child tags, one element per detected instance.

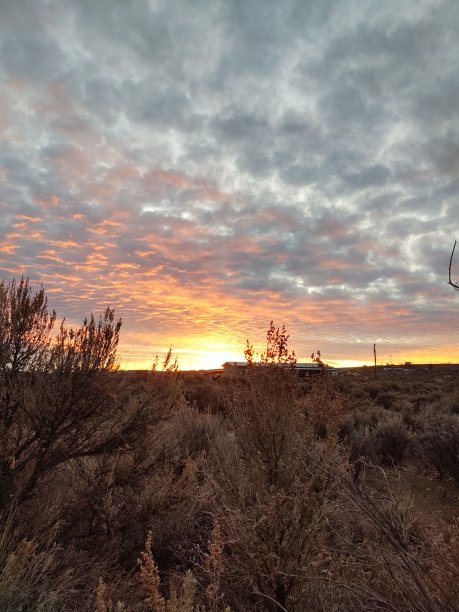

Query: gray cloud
<box><xmin>1</xmin><ymin>0</ymin><xmax>459</xmax><ymax>365</ymax></box>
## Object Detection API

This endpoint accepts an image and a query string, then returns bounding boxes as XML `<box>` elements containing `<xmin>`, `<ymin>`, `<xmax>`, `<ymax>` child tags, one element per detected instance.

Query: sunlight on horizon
<box><xmin>119</xmin><ymin>350</ymin><xmax>459</xmax><ymax>371</ymax></box>
<box><xmin>116</xmin><ymin>327</ymin><xmax>459</xmax><ymax>371</ymax></box>
<box><xmin>119</xmin><ymin>344</ymin><xmax>245</xmax><ymax>371</ymax></box>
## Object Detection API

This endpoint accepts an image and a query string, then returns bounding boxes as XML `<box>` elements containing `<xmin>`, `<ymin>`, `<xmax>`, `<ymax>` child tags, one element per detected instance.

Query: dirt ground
<box><xmin>362</xmin><ymin>463</ymin><xmax>459</xmax><ymax>524</ymax></box>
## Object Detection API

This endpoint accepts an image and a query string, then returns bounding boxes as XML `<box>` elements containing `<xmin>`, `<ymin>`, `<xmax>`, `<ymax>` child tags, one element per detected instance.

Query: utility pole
<box><xmin>373</xmin><ymin>343</ymin><xmax>377</xmax><ymax>380</ymax></box>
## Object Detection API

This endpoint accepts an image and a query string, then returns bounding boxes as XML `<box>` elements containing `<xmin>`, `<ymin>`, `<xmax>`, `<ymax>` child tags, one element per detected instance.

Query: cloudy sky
<box><xmin>2</xmin><ymin>0</ymin><xmax>459</xmax><ymax>368</ymax></box>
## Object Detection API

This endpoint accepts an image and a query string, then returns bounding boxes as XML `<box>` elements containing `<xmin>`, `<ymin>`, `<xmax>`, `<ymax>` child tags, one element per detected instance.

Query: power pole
<box><xmin>373</xmin><ymin>343</ymin><xmax>377</xmax><ymax>380</ymax></box>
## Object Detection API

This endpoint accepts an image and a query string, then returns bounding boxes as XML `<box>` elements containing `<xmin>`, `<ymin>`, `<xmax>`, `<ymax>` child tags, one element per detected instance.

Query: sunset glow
<box><xmin>2</xmin><ymin>1</ymin><xmax>459</xmax><ymax>370</ymax></box>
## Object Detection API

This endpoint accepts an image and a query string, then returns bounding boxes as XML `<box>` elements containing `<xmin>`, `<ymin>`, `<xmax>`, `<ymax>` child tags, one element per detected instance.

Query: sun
<box><xmin>173</xmin><ymin>348</ymin><xmax>244</xmax><ymax>371</ymax></box>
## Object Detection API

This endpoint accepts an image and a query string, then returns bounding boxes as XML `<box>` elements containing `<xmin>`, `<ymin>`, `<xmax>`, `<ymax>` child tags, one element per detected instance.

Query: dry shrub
<box><xmin>182</xmin><ymin>375</ymin><xmax>223</xmax><ymax>413</ymax></box>
<box><xmin>222</xmin><ymin>364</ymin><xmax>304</xmax><ymax>487</ymax></box>
<box><xmin>305</xmin><ymin>377</ymin><xmax>352</xmax><ymax>442</ymax></box>
<box><xmin>200</xmin><ymin>364</ymin><xmax>347</xmax><ymax>611</ymax></box>
<box><xmin>0</xmin><ymin>282</ymin><xmax>127</xmax><ymax>512</ymax></box>
<box><xmin>94</xmin><ymin>578</ymin><xmax>129</xmax><ymax>612</ymax></box>
<box><xmin>203</xmin><ymin>405</ymin><xmax>459</xmax><ymax>611</ymax></box>
<box><xmin>53</xmin><ymin>416</ymin><xmax>203</xmax><ymax>572</ymax></box>
<box><xmin>96</xmin><ymin>529</ymin><xmax>227</xmax><ymax>612</ymax></box>
<box><xmin>372</xmin><ymin>413</ymin><xmax>412</xmax><ymax>465</ymax></box>
<box><xmin>428</xmin><ymin>519</ymin><xmax>459</xmax><ymax>604</ymax></box>
<box><xmin>207</xmin><ymin>452</ymin><xmax>339</xmax><ymax>610</ymax></box>
<box><xmin>202</xmin><ymin>523</ymin><xmax>224</xmax><ymax>610</ymax></box>
<box><xmin>375</xmin><ymin>390</ymin><xmax>400</xmax><ymax>410</ymax></box>
<box><xmin>328</xmin><ymin>466</ymin><xmax>459</xmax><ymax>611</ymax></box>
<box><xmin>366</xmin><ymin>382</ymin><xmax>384</xmax><ymax>400</ymax></box>
<box><xmin>342</xmin><ymin>409</ymin><xmax>412</xmax><ymax>468</ymax></box>
<box><xmin>414</xmin><ymin>408</ymin><xmax>459</xmax><ymax>482</ymax></box>
<box><xmin>0</xmin><ymin>512</ymin><xmax>69</xmax><ymax>611</ymax></box>
<box><xmin>138</xmin><ymin>531</ymin><xmax>166</xmax><ymax>610</ymax></box>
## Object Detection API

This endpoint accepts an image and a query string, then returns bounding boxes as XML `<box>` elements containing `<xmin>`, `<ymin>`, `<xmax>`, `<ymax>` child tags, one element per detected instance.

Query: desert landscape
<box><xmin>0</xmin><ymin>278</ymin><xmax>458</xmax><ymax>610</ymax></box>
<box><xmin>2</xmin><ymin>1</ymin><xmax>459</xmax><ymax>609</ymax></box>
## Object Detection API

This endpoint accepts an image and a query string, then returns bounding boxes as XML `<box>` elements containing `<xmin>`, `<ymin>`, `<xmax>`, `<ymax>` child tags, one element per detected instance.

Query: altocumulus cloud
<box><xmin>1</xmin><ymin>0</ymin><xmax>459</xmax><ymax>367</ymax></box>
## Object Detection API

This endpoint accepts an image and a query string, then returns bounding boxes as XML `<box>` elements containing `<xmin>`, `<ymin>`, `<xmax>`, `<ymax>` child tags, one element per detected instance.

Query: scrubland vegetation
<box><xmin>1</xmin><ymin>278</ymin><xmax>458</xmax><ymax>611</ymax></box>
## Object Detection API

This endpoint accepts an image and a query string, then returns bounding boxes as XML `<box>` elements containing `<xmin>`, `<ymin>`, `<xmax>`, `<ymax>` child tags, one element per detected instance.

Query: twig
<box><xmin>448</xmin><ymin>241</ymin><xmax>459</xmax><ymax>290</ymax></box>
<box><xmin>251</xmin><ymin>589</ymin><xmax>289</xmax><ymax>612</ymax></box>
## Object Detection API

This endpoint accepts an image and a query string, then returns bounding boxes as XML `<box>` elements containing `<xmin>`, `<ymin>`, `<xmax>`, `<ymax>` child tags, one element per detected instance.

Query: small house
<box><xmin>221</xmin><ymin>361</ymin><xmax>333</xmax><ymax>378</ymax></box>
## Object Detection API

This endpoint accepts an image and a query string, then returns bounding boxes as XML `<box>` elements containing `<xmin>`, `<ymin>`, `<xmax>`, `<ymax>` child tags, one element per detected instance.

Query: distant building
<box><xmin>221</xmin><ymin>361</ymin><xmax>335</xmax><ymax>378</ymax></box>
<box><xmin>221</xmin><ymin>362</ymin><xmax>248</xmax><ymax>377</ymax></box>
<box><xmin>197</xmin><ymin>368</ymin><xmax>223</xmax><ymax>381</ymax></box>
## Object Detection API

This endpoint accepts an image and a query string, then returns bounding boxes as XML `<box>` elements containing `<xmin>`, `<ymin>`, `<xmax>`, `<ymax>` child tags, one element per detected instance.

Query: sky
<box><xmin>2</xmin><ymin>0</ymin><xmax>459</xmax><ymax>370</ymax></box>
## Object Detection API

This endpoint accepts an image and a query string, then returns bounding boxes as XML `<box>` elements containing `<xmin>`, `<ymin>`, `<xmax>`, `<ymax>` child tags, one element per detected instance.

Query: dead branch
<box><xmin>448</xmin><ymin>241</ymin><xmax>459</xmax><ymax>290</ymax></box>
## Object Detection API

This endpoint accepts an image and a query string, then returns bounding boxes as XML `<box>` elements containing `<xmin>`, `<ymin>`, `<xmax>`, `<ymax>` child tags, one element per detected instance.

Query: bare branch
<box><xmin>251</xmin><ymin>589</ymin><xmax>289</xmax><ymax>612</ymax></box>
<box><xmin>448</xmin><ymin>240</ymin><xmax>459</xmax><ymax>290</ymax></box>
